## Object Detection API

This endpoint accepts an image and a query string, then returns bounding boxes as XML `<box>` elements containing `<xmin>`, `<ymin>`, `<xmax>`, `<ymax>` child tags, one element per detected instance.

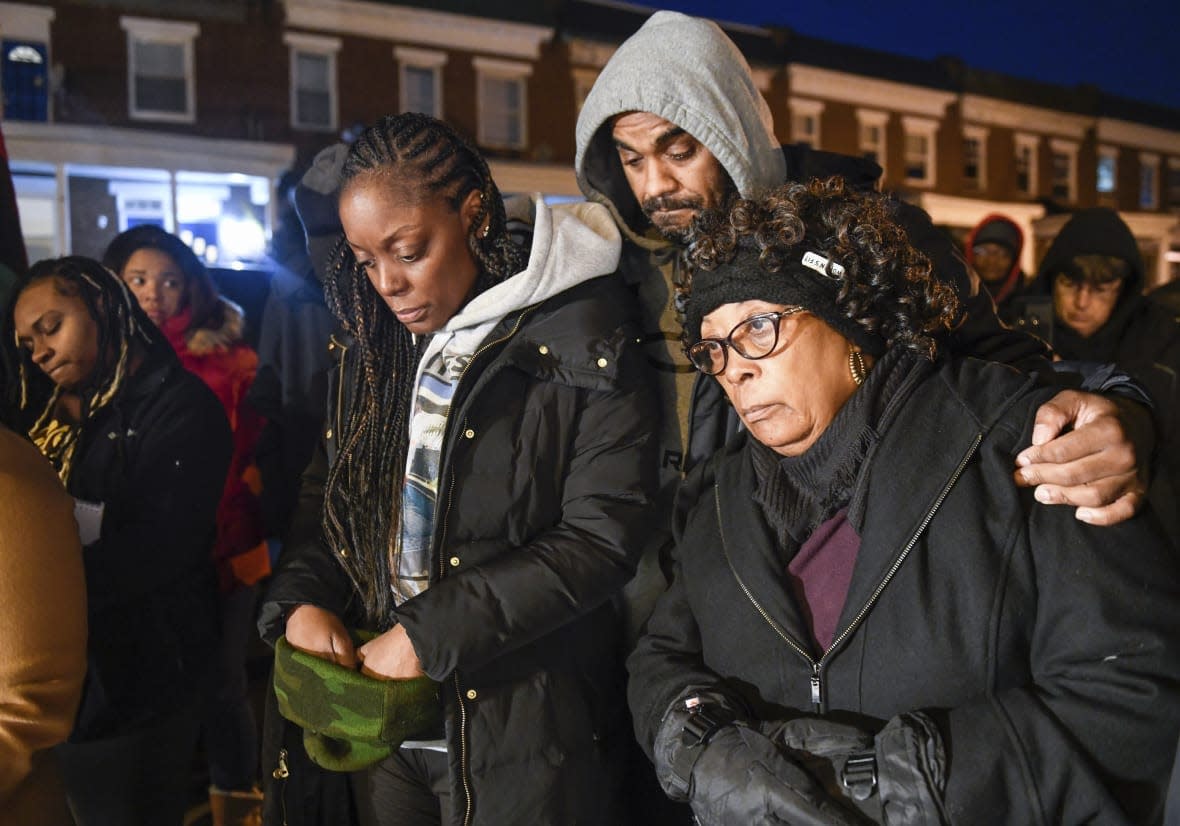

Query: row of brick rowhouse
<box><xmin>2</xmin><ymin>0</ymin><xmax>1178</xmax><ymax>283</ymax></box>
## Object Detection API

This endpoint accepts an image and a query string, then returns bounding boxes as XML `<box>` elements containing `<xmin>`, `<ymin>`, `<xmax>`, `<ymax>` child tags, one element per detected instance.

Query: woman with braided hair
<box><xmin>3</xmin><ymin>256</ymin><xmax>231</xmax><ymax>825</ymax></box>
<box><xmin>258</xmin><ymin>113</ymin><xmax>658</xmax><ymax>825</ymax></box>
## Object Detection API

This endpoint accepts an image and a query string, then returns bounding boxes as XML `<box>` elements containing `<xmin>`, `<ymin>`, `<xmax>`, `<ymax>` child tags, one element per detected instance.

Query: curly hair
<box><xmin>687</xmin><ymin>177</ymin><xmax>959</xmax><ymax>360</ymax></box>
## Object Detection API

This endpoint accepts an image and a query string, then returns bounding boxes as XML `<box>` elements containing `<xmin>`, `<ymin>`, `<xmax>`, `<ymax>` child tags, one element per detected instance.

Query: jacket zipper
<box><xmin>717</xmin><ymin>433</ymin><xmax>982</xmax><ymax>713</ymax></box>
<box><xmin>272</xmin><ymin>747</ymin><xmax>289</xmax><ymax>826</ymax></box>
<box><xmin>431</xmin><ymin>304</ymin><xmax>537</xmax><ymax>826</ymax></box>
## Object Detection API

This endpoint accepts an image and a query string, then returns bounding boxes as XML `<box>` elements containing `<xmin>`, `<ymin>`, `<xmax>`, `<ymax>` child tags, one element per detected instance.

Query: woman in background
<box><xmin>103</xmin><ymin>226</ymin><xmax>268</xmax><ymax>824</ymax></box>
<box><xmin>4</xmin><ymin>256</ymin><xmax>230</xmax><ymax>825</ymax></box>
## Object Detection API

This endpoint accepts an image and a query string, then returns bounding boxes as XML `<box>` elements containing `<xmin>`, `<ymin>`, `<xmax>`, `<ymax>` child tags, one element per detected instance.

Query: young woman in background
<box><xmin>4</xmin><ymin>256</ymin><xmax>230</xmax><ymax>825</ymax></box>
<box><xmin>103</xmin><ymin>226</ymin><xmax>269</xmax><ymax>824</ymax></box>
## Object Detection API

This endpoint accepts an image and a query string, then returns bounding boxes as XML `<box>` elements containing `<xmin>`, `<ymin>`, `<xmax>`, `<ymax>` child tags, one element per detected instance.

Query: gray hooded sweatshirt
<box><xmin>574</xmin><ymin>11</ymin><xmax>787</xmax><ymax>483</ymax></box>
<box><xmin>575</xmin><ymin>11</ymin><xmax>786</xmax><ymax>238</ymax></box>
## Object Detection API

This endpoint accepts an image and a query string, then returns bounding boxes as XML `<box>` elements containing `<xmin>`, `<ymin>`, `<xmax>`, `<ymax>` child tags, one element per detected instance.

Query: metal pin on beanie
<box><xmin>800</xmin><ymin>251</ymin><xmax>845</xmax><ymax>280</ymax></box>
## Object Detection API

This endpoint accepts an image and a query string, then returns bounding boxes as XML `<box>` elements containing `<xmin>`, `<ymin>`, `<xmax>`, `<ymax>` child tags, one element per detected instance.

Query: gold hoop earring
<box><xmin>849</xmin><ymin>348</ymin><xmax>866</xmax><ymax>387</ymax></box>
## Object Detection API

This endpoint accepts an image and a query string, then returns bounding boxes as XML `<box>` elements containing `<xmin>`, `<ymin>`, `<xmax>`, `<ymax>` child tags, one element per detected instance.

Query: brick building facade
<box><xmin>2</xmin><ymin>0</ymin><xmax>1178</xmax><ymax>282</ymax></box>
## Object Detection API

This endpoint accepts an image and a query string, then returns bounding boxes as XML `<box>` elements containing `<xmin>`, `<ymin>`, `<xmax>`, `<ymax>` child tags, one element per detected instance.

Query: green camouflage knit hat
<box><xmin>274</xmin><ymin>630</ymin><xmax>441</xmax><ymax>772</ymax></box>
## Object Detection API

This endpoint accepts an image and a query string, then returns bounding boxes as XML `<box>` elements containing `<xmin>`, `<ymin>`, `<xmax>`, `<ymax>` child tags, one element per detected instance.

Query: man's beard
<box><xmin>640</xmin><ymin>181</ymin><xmax>738</xmax><ymax>245</ymax></box>
<box><xmin>640</xmin><ymin>195</ymin><xmax>705</xmax><ymax>244</ymax></box>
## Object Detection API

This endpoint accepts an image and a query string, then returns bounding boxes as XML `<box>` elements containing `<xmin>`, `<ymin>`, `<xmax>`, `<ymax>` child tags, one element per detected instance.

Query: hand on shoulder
<box><xmin>1014</xmin><ymin>390</ymin><xmax>1148</xmax><ymax>525</ymax></box>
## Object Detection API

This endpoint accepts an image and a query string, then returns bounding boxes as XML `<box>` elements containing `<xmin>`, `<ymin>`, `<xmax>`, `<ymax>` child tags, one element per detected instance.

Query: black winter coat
<box><xmin>630</xmin><ymin>357</ymin><xmax>1180</xmax><ymax>824</ymax></box>
<box><xmin>260</xmin><ymin>273</ymin><xmax>659</xmax><ymax>825</ymax></box>
<box><xmin>247</xmin><ymin>261</ymin><xmax>337</xmax><ymax>542</ymax></box>
<box><xmin>1030</xmin><ymin>209</ymin><xmax>1180</xmax><ymax>545</ymax></box>
<box><xmin>67</xmin><ymin>346</ymin><xmax>229</xmax><ymax>740</ymax></box>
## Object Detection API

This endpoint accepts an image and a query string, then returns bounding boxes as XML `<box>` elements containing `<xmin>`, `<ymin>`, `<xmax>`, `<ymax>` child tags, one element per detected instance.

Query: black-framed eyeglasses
<box><xmin>686</xmin><ymin>308</ymin><xmax>806</xmax><ymax>375</ymax></box>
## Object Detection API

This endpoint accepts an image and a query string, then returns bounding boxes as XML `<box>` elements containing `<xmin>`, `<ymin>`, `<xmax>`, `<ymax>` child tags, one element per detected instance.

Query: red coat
<box><xmin>161</xmin><ymin>302</ymin><xmax>268</xmax><ymax>591</ymax></box>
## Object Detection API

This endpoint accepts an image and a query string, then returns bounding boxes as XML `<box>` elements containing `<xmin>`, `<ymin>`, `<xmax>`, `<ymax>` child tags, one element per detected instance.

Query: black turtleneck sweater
<box><xmin>749</xmin><ymin>348</ymin><xmax>928</xmax><ymax>651</ymax></box>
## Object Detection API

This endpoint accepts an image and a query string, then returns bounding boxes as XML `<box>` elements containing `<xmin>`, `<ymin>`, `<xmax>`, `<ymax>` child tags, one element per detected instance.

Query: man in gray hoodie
<box><xmin>575</xmin><ymin>10</ymin><xmax>1150</xmax><ymax>528</ymax></box>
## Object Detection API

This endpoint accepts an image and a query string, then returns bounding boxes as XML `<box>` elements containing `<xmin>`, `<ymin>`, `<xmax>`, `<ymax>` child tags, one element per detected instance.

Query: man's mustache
<box><xmin>641</xmin><ymin>195</ymin><xmax>704</xmax><ymax>216</ymax></box>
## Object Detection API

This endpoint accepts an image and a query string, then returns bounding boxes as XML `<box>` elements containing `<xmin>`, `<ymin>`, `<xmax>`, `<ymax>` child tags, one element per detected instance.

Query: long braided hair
<box><xmin>2</xmin><ymin>256</ymin><xmax>160</xmax><ymax>482</ymax></box>
<box><xmin>322</xmin><ymin>113</ymin><xmax>527</xmax><ymax>626</ymax></box>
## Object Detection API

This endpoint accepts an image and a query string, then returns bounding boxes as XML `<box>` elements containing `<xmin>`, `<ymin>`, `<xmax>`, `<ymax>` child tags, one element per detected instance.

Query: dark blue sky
<box><xmin>649</xmin><ymin>1</ymin><xmax>1180</xmax><ymax>112</ymax></box>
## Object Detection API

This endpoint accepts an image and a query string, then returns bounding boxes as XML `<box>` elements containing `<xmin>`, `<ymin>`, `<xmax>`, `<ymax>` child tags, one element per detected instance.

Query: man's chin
<box><xmin>648</xmin><ymin>214</ymin><xmax>695</xmax><ymax>244</ymax></box>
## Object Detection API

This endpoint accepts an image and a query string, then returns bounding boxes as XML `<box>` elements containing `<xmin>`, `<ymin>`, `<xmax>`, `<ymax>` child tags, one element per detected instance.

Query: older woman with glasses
<box><xmin>627</xmin><ymin>178</ymin><xmax>1180</xmax><ymax>826</ymax></box>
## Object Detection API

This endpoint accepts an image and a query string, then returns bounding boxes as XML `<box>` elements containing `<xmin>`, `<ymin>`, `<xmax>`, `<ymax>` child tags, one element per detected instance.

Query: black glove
<box><xmin>653</xmin><ymin>693</ymin><xmax>863</xmax><ymax>826</ymax></box>
<box><xmin>761</xmin><ymin>716</ymin><xmax>874</xmax><ymax>759</ymax></box>
<box><xmin>875</xmin><ymin>712</ymin><xmax>947</xmax><ymax>826</ymax></box>
<box><xmin>690</xmin><ymin>725</ymin><xmax>865</xmax><ymax>826</ymax></box>
<box><xmin>761</xmin><ymin>712</ymin><xmax>947</xmax><ymax>825</ymax></box>
<box><xmin>761</xmin><ymin>716</ymin><xmax>877</xmax><ymax>815</ymax></box>
<box><xmin>653</xmin><ymin>690</ymin><xmax>743</xmax><ymax>801</ymax></box>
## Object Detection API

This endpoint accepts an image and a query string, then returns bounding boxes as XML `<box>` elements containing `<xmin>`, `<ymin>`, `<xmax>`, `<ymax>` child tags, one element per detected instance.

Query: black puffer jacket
<box><xmin>629</xmin><ymin>356</ymin><xmax>1180</xmax><ymax>824</ymax></box>
<box><xmin>67</xmin><ymin>346</ymin><xmax>229</xmax><ymax>740</ymax></box>
<box><xmin>260</xmin><ymin>273</ymin><xmax>659</xmax><ymax>825</ymax></box>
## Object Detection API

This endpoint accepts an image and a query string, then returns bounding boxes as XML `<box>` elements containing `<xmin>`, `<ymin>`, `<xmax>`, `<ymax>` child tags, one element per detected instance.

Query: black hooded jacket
<box><xmin>1031</xmin><ymin>208</ymin><xmax>1180</xmax><ymax>543</ymax></box>
<box><xmin>66</xmin><ymin>345</ymin><xmax>229</xmax><ymax>739</ymax></box>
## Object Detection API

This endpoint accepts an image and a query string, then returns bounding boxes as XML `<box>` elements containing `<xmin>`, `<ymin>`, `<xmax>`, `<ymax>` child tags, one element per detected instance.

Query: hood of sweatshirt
<box><xmin>574</xmin><ymin>11</ymin><xmax>786</xmax><ymax>244</ymax></box>
<box><xmin>419</xmin><ymin>194</ymin><xmax>622</xmax><ymax>370</ymax></box>
<box><xmin>1034</xmin><ymin>208</ymin><xmax>1145</xmax><ymax>297</ymax></box>
<box><xmin>1031</xmin><ymin>207</ymin><xmax>1146</xmax><ymax>359</ymax></box>
<box><xmin>965</xmin><ymin>213</ymin><xmax>1025</xmax><ymax>304</ymax></box>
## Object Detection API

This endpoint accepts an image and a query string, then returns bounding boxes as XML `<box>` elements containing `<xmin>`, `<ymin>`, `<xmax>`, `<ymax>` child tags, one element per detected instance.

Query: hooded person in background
<box><xmin>964</xmin><ymin>213</ymin><xmax>1027</xmax><ymax>319</ymax></box>
<box><xmin>250</xmin><ymin>146</ymin><xmax>347</xmax><ymax>826</ymax></box>
<box><xmin>574</xmin><ymin>10</ymin><xmax>1154</xmax><ymax>535</ymax></box>
<box><xmin>1031</xmin><ymin>207</ymin><xmax>1180</xmax><ymax>544</ymax></box>
<box><xmin>248</xmin><ymin>151</ymin><xmax>340</xmax><ymax>550</ymax></box>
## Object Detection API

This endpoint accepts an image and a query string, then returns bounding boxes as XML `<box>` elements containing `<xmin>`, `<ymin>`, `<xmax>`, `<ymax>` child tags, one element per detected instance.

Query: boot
<box><xmin>209</xmin><ymin>785</ymin><xmax>264</xmax><ymax>826</ymax></box>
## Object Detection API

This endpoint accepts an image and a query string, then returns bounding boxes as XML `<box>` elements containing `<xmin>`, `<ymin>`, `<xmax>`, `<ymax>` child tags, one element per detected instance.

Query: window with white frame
<box><xmin>1139</xmin><ymin>153</ymin><xmax>1160</xmax><ymax>210</ymax></box>
<box><xmin>1014</xmin><ymin>133</ymin><xmax>1039</xmax><ymax>197</ymax></box>
<box><xmin>902</xmin><ymin>116</ymin><xmax>938</xmax><ymax>186</ymax></box>
<box><xmin>856</xmin><ymin>109</ymin><xmax>887</xmax><ymax>178</ymax></box>
<box><xmin>120</xmin><ymin>17</ymin><xmax>199</xmax><ymax>122</ymax></box>
<box><xmin>1096</xmin><ymin>146</ymin><xmax>1118</xmax><ymax>195</ymax></box>
<box><xmin>395</xmin><ymin>47</ymin><xmax>446</xmax><ymax>119</ymax></box>
<box><xmin>474</xmin><ymin>57</ymin><xmax>530</xmax><ymax>150</ymax></box>
<box><xmin>962</xmin><ymin>125</ymin><xmax>988</xmax><ymax>191</ymax></box>
<box><xmin>1049</xmin><ymin>138</ymin><xmax>1077</xmax><ymax>203</ymax></box>
<box><xmin>284</xmin><ymin>33</ymin><xmax>340</xmax><ymax>131</ymax></box>
<box><xmin>790</xmin><ymin>98</ymin><xmax>824</xmax><ymax>149</ymax></box>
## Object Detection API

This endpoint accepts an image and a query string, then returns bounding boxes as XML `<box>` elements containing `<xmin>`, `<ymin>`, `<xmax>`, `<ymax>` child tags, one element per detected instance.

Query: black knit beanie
<box><xmin>685</xmin><ymin>244</ymin><xmax>886</xmax><ymax>356</ymax></box>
